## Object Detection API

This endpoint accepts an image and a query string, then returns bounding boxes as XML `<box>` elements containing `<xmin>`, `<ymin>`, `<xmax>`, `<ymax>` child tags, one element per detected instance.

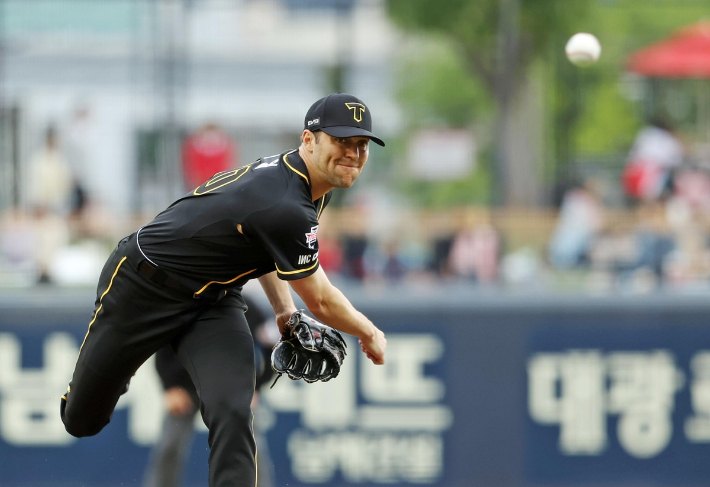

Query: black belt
<box><xmin>136</xmin><ymin>260</ymin><xmax>196</xmax><ymax>296</ymax></box>
<box><xmin>123</xmin><ymin>232</ymin><xmax>227</xmax><ymax>303</ymax></box>
<box><xmin>122</xmin><ymin>232</ymin><xmax>197</xmax><ymax>298</ymax></box>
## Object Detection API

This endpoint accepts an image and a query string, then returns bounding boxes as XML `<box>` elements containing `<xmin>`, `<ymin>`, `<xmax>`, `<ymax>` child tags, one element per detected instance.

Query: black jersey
<box><xmin>138</xmin><ymin>149</ymin><xmax>331</xmax><ymax>297</ymax></box>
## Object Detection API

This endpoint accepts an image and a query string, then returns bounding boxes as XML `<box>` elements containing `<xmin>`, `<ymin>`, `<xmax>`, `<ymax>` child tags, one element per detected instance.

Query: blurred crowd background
<box><xmin>4</xmin><ymin>2</ymin><xmax>710</xmax><ymax>487</ymax></box>
<box><xmin>1</xmin><ymin>0</ymin><xmax>710</xmax><ymax>296</ymax></box>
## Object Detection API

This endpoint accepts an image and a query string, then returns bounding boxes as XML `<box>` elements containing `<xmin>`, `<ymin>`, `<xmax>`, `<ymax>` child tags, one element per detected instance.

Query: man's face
<box><xmin>309</xmin><ymin>132</ymin><xmax>370</xmax><ymax>188</ymax></box>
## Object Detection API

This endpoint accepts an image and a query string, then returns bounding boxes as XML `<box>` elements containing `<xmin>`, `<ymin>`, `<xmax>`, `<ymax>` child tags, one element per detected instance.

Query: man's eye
<box><xmin>337</xmin><ymin>138</ymin><xmax>347</xmax><ymax>144</ymax></box>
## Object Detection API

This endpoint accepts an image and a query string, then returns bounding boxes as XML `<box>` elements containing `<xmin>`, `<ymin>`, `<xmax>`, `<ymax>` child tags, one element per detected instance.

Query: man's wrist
<box><xmin>357</xmin><ymin>319</ymin><xmax>377</xmax><ymax>341</ymax></box>
<box><xmin>275</xmin><ymin>305</ymin><xmax>298</xmax><ymax>317</ymax></box>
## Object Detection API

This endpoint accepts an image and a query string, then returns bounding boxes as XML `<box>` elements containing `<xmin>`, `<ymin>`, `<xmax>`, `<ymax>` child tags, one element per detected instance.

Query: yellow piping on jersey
<box><xmin>193</xmin><ymin>166</ymin><xmax>250</xmax><ymax>196</ymax></box>
<box><xmin>283</xmin><ymin>152</ymin><xmax>309</xmax><ymax>185</ymax></box>
<box><xmin>317</xmin><ymin>197</ymin><xmax>326</xmax><ymax>219</ymax></box>
<box><xmin>275</xmin><ymin>260</ymin><xmax>319</xmax><ymax>275</ymax></box>
<box><xmin>205</xmin><ymin>170</ymin><xmax>238</xmax><ymax>187</ymax></box>
<box><xmin>79</xmin><ymin>256</ymin><xmax>127</xmax><ymax>353</ymax></box>
<box><xmin>194</xmin><ymin>268</ymin><xmax>257</xmax><ymax>296</ymax></box>
<box><xmin>252</xmin><ymin>413</ymin><xmax>258</xmax><ymax>487</ymax></box>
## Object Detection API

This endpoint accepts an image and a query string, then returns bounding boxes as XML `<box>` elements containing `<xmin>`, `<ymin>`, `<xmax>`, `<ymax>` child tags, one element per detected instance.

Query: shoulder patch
<box><xmin>305</xmin><ymin>225</ymin><xmax>319</xmax><ymax>249</ymax></box>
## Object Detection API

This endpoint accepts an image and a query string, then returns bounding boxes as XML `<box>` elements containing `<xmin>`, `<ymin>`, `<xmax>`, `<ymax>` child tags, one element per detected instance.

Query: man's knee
<box><xmin>204</xmin><ymin>396</ymin><xmax>253</xmax><ymax>430</ymax></box>
<box><xmin>60</xmin><ymin>397</ymin><xmax>108</xmax><ymax>438</ymax></box>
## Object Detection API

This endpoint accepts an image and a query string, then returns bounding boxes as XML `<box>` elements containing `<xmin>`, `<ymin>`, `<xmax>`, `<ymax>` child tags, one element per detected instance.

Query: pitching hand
<box><xmin>359</xmin><ymin>326</ymin><xmax>386</xmax><ymax>365</ymax></box>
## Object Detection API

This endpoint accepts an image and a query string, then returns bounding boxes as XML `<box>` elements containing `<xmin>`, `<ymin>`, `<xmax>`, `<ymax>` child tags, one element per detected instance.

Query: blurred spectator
<box><xmin>501</xmin><ymin>247</ymin><xmax>541</xmax><ymax>286</ymax></box>
<box><xmin>428</xmin><ymin>235</ymin><xmax>455</xmax><ymax>277</ymax></box>
<box><xmin>614</xmin><ymin>202</ymin><xmax>674</xmax><ymax>290</ymax></box>
<box><xmin>0</xmin><ymin>207</ymin><xmax>70</xmax><ymax>285</ymax></box>
<box><xmin>0</xmin><ymin>210</ymin><xmax>37</xmax><ymax>266</ymax></box>
<box><xmin>622</xmin><ymin>118</ymin><xmax>684</xmax><ymax>201</ymax></box>
<box><xmin>339</xmin><ymin>208</ymin><xmax>370</xmax><ymax>281</ymax></box>
<box><xmin>662</xmin><ymin>179</ymin><xmax>710</xmax><ymax>285</ymax></box>
<box><xmin>315</xmin><ymin>212</ymin><xmax>343</xmax><ymax>273</ymax></box>
<box><xmin>673</xmin><ymin>166</ymin><xmax>710</xmax><ymax>214</ymax></box>
<box><xmin>397</xmin><ymin>238</ymin><xmax>431</xmax><ymax>279</ymax></box>
<box><xmin>64</xmin><ymin>104</ymin><xmax>94</xmax><ymax>217</ymax></box>
<box><xmin>182</xmin><ymin>123</ymin><xmax>236</xmax><ymax>190</ymax></box>
<box><xmin>31</xmin><ymin>208</ymin><xmax>71</xmax><ymax>284</ymax></box>
<box><xmin>382</xmin><ymin>243</ymin><xmax>407</xmax><ymax>281</ymax></box>
<box><xmin>0</xmin><ymin>209</ymin><xmax>40</xmax><ymax>285</ymax></box>
<box><xmin>341</xmin><ymin>235</ymin><xmax>368</xmax><ymax>280</ymax></box>
<box><xmin>448</xmin><ymin>213</ymin><xmax>500</xmax><ymax>283</ymax></box>
<box><xmin>27</xmin><ymin>126</ymin><xmax>73</xmax><ymax>215</ymax></box>
<box><xmin>548</xmin><ymin>179</ymin><xmax>604</xmax><ymax>269</ymax></box>
<box><xmin>364</xmin><ymin>240</ymin><xmax>407</xmax><ymax>282</ymax></box>
<box><xmin>631</xmin><ymin>230</ymin><xmax>674</xmax><ymax>281</ymax></box>
<box><xmin>317</xmin><ymin>234</ymin><xmax>343</xmax><ymax>273</ymax></box>
<box><xmin>21</xmin><ymin>126</ymin><xmax>76</xmax><ymax>283</ymax></box>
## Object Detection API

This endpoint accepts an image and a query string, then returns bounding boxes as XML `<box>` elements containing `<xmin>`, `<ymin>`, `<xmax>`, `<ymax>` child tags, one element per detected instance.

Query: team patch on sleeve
<box><xmin>305</xmin><ymin>225</ymin><xmax>319</xmax><ymax>249</ymax></box>
<box><xmin>245</xmin><ymin>202</ymin><xmax>322</xmax><ymax>280</ymax></box>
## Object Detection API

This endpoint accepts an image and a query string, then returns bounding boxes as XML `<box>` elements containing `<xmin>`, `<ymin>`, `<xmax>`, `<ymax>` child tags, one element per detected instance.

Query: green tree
<box><xmin>387</xmin><ymin>0</ymin><xmax>593</xmax><ymax>206</ymax></box>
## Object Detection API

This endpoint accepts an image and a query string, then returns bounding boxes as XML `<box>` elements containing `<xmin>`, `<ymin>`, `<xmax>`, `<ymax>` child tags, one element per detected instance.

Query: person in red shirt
<box><xmin>182</xmin><ymin>123</ymin><xmax>237</xmax><ymax>190</ymax></box>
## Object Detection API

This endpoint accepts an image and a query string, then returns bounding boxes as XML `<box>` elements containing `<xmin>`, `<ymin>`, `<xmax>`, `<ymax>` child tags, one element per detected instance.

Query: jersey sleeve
<box><xmin>243</xmin><ymin>202</ymin><xmax>321</xmax><ymax>281</ymax></box>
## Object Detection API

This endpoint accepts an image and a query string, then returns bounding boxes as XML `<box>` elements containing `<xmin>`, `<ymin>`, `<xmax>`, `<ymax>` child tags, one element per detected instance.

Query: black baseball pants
<box><xmin>60</xmin><ymin>234</ymin><xmax>257</xmax><ymax>487</ymax></box>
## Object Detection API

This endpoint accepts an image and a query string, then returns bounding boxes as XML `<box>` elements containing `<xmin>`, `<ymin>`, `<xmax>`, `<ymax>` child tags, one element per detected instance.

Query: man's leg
<box><xmin>61</xmin><ymin>238</ymin><xmax>200</xmax><ymax>437</ymax></box>
<box><xmin>174</xmin><ymin>296</ymin><xmax>257</xmax><ymax>487</ymax></box>
<box><xmin>61</xmin><ymin>322</ymin><xmax>156</xmax><ymax>437</ymax></box>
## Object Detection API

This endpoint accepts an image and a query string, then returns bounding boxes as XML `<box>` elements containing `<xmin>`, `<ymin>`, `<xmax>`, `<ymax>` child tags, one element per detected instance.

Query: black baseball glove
<box><xmin>270</xmin><ymin>310</ymin><xmax>347</xmax><ymax>387</ymax></box>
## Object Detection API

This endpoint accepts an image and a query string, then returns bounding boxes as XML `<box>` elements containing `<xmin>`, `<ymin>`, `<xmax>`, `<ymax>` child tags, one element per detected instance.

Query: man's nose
<box><xmin>344</xmin><ymin>144</ymin><xmax>359</xmax><ymax>160</ymax></box>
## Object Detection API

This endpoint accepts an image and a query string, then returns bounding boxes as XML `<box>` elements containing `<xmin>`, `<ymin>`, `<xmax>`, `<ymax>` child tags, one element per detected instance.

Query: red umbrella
<box><xmin>627</xmin><ymin>22</ymin><xmax>710</xmax><ymax>78</ymax></box>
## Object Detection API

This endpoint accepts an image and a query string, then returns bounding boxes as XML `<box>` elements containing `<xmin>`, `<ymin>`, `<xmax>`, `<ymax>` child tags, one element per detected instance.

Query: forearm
<box><xmin>258</xmin><ymin>272</ymin><xmax>296</xmax><ymax>316</ymax></box>
<box><xmin>299</xmin><ymin>281</ymin><xmax>376</xmax><ymax>341</ymax></box>
<box><xmin>289</xmin><ymin>268</ymin><xmax>386</xmax><ymax>364</ymax></box>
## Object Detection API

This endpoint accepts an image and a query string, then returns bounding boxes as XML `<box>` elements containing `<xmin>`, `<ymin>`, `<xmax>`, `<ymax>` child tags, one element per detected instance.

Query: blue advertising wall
<box><xmin>1</xmin><ymin>289</ymin><xmax>710</xmax><ymax>487</ymax></box>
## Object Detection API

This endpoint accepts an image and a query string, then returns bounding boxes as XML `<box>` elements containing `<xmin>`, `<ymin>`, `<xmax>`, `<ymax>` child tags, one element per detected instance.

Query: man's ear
<box><xmin>301</xmin><ymin>130</ymin><xmax>315</xmax><ymax>151</ymax></box>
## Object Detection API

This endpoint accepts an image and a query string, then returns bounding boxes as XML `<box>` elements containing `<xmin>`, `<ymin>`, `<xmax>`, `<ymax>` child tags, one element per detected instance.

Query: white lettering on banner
<box><xmin>0</xmin><ymin>333</ymin><xmax>79</xmax><ymax>445</ymax></box>
<box><xmin>361</xmin><ymin>334</ymin><xmax>445</xmax><ymax>403</ymax></box>
<box><xmin>528</xmin><ymin>349</ymin><xmax>685</xmax><ymax>458</ymax></box>
<box><xmin>288</xmin><ymin>430</ymin><xmax>443</xmax><ymax>484</ymax></box>
<box><xmin>263</xmin><ymin>334</ymin><xmax>452</xmax><ymax>484</ymax></box>
<box><xmin>607</xmin><ymin>351</ymin><xmax>682</xmax><ymax>458</ymax></box>
<box><xmin>528</xmin><ymin>350</ymin><xmax>606</xmax><ymax>454</ymax></box>
<box><xmin>0</xmin><ymin>332</ymin><xmax>168</xmax><ymax>447</ymax></box>
<box><xmin>685</xmin><ymin>351</ymin><xmax>710</xmax><ymax>442</ymax></box>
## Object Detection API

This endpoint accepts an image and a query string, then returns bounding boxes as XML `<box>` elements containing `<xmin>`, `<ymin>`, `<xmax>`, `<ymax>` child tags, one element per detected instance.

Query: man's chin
<box><xmin>334</xmin><ymin>179</ymin><xmax>356</xmax><ymax>189</ymax></box>
<box><xmin>330</xmin><ymin>174</ymin><xmax>358</xmax><ymax>189</ymax></box>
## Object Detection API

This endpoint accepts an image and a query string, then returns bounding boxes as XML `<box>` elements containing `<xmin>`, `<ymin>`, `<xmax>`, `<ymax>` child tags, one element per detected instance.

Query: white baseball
<box><xmin>565</xmin><ymin>33</ymin><xmax>601</xmax><ymax>67</ymax></box>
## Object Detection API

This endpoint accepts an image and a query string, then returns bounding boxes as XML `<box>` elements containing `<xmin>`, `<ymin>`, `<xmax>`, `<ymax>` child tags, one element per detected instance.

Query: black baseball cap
<box><xmin>304</xmin><ymin>93</ymin><xmax>385</xmax><ymax>147</ymax></box>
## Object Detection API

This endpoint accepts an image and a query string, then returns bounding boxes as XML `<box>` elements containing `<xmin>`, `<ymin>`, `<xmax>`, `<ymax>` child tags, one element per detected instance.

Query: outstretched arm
<box><xmin>289</xmin><ymin>267</ymin><xmax>386</xmax><ymax>365</ymax></box>
<box><xmin>257</xmin><ymin>272</ymin><xmax>297</xmax><ymax>334</ymax></box>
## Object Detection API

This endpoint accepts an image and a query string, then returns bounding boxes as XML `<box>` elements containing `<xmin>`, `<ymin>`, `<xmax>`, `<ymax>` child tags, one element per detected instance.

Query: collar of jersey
<box><xmin>283</xmin><ymin>149</ymin><xmax>312</xmax><ymax>196</ymax></box>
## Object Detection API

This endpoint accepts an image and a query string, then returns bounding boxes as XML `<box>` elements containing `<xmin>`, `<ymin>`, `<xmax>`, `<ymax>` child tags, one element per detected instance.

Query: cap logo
<box><xmin>345</xmin><ymin>102</ymin><xmax>366</xmax><ymax>123</ymax></box>
<box><xmin>307</xmin><ymin>118</ymin><xmax>320</xmax><ymax>126</ymax></box>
